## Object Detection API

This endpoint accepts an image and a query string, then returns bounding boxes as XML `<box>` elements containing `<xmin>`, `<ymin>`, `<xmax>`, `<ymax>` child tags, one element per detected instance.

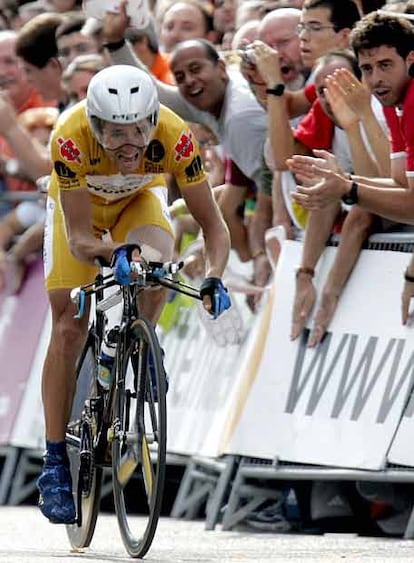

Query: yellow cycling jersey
<box><xmin>49</xmin><ymin>100</ymin><xmax>207</xmax><ymax>203</ymax></box>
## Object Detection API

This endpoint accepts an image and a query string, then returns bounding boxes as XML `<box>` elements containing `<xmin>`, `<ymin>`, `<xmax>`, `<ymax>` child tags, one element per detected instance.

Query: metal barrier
<box><xmin>3</xmin><ymin>228</ymin><xmax>414</xmax><ymax>534</ymax></box>
<box><xmin>173</xmin><ymin>230</ymin><xmax>414</xmax><ymax>535</ymax></box>
<box><xmin>171</xmin><ymin>455</ymin><xmax>239</xmax><ymax>530</ymax></box>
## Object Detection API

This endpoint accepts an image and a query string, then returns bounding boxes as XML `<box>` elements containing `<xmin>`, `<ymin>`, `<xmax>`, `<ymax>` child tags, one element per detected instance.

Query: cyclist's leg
<box><xmin>38</xmin><ymin>289</ymin><xmax>91</xmax><ymax>523</ymax></box>
<box><xmin>111</xmin><ymin>187</ymin><xmax>174</xmax><ymax>324</ymax></box>
<box><xmin>111</xmin><ymin>188</ymin><xmax>174</xmax><ymax>399</ymax></box>
<box><xmin>38</xmin><ymin>193</ymin><xmax>97</xmax><ymax>524</ymax></box>
<box><xmin>42</xmin><ymin>290</ymin><xmax>90</xmax><ymax>441</ymax></box>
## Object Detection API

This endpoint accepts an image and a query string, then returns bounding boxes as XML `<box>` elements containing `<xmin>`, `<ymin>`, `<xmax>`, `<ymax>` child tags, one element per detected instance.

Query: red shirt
<box><xmin>383</xmin><ymin>79</ymin><xmax>414</xmax><ymax>177</ymax></box>
<box><xmin>294</xmin><ymin>84</ymin><xmax>335</xmax><ymax>151</ymax></box>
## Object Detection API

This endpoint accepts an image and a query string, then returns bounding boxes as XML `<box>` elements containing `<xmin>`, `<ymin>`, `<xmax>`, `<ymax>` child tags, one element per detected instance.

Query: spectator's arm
<box><xmin>330</xmin><ymin>69</ymin><xmax>390</xmax><ymax>176</ymax></box>
<box><xmin>0</xmin><ymin>95</ymin><xmax>51</xmax><ymax>180</ymax></box>
<box><xmin>285</xmin><ymin>89</ymin><xmax>313</xmax><ymax>119</ymax></box>
<box><xmin>272</xmin><ymin>172</ymin><xmax>295</xmax><ymax>238</ymax></box>
<box><xmin>293</xmin><ymin>167</ymin><xmax>414</xmax><ymax>223</ymax></box>
<box><xmin>216</xmin><ymin>183</ymin><xmax>251</xmax><ymax>262</ymax></box>
<box><xmin>248</xmin><ymin>188</ymin><xmax>273</xmax><ymax>311</ymax></box>
<box><xmin>252</xmin><ymin>42</ymin><xmax>296</xmax><ymax>170</ymax></box>
<box><xmin>9</xmin><ymin>219</ymin><xmax>44</xmax><ymax>261</ymax></box>
<box><xmin>325</xmin><ymin>71</ymin><xmax>390</xmax><ymax>177</ymax></box>
<box><xmin>248</xmin><ymin>189</ymin><xmax>273</xmax><ymax>263</ymax></box>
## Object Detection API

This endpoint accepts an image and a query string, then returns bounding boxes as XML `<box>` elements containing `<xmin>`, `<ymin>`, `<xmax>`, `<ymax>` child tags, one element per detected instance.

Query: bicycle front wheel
<box><xmin>112</xmin><ymin>318</ymin><xmax>167</xmax><ymax>558</ymax></box>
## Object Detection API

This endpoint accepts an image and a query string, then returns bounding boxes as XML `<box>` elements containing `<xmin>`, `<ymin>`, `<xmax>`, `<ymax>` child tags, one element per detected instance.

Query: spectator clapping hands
<box><xmin>287</xmin><ymin>149</ymin><xmax>344</xmax><ymax>187</ymax></box>
<box><xmin>326</xmin><ymin>68</ymin><xmax>372</xmax><ymax>123</ymax></box>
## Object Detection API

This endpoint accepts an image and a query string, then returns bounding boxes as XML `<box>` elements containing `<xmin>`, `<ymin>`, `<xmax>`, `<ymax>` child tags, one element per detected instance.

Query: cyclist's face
<box><xmin>101</xmin><ymin>122</ymin><xmax>152</xmax><ymax>174</ymax></box>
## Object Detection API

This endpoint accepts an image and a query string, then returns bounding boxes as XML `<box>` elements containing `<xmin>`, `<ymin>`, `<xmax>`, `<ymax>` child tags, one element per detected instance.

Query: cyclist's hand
<box><xmin>200</xmin><ymin>277</ymin><xmax>231</xmax><ymax>319</ymax></box>
<box><xmin>111</xmin><ymin>243</ymin><xmax>141</xmax><ymax>285</ymax></box>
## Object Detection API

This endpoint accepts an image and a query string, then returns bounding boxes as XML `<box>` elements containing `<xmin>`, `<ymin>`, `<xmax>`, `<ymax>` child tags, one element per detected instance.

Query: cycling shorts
<box><xmin>44</xmin><ymin>186</ymin><xmax>173</xmax><ymax>291</ymax></box>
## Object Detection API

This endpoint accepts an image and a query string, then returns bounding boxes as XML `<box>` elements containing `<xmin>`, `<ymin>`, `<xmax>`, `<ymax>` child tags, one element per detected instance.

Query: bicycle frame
<box><xmin>70</xmin><ymin>261</ymin><xmax>201</xmax><ymax>439</ymax></box>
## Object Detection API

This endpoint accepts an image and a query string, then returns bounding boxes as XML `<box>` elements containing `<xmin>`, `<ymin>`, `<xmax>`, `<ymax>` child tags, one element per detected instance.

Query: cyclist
<box><xmin>38</xmin><ymin>64</ymin><xmax>231</xmax><ymax>524</ymax></box>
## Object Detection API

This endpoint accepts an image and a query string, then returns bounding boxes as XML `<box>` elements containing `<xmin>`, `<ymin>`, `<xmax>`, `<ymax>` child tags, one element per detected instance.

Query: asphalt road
<box><xmin>1</xmin><ymin>507</ymin><xmax>414</xmax><ymax>562</ymax></box>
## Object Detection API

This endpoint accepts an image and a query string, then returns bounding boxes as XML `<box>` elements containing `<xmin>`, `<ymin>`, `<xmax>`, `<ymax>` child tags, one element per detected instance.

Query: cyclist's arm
<box><xmin>60</xmin><ymin>188</ymin><xmax>118</xmax><ymax>265</ymax></box>
<box><xmin>180</xmin><ymin>180</ymin><xmax>230</xmax><ymax>278</ymax></box>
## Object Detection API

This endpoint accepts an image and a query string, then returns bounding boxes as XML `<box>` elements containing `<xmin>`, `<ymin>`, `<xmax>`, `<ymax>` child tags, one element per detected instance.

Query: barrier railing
<box><xmin>3</xmin><ymin>229</ymin><xmax>414</xmax><ymax>540</ymax></box>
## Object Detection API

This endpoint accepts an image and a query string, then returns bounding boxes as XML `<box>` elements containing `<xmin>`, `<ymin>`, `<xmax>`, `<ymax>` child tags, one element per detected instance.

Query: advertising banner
<box><xmin>223</xmin><ymin>241</ymin><xmax>414</xmax><ymax>470</ymax></box>
<box><xmin>0</xmin><ymin>259</ymin><xmax>48</xmax><ymax>448</ymax></box>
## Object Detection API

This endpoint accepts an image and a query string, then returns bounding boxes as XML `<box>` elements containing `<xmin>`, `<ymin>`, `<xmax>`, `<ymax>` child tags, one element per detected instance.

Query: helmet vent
<box><xmin>130</xmin><ymin>86</ymin><xmax>139</xmax><ymax>94</ymax></box>
<box><xmin>108</xmin><ymin>88</ymin><xmax>118</xmax><ymax>94</ymax></box>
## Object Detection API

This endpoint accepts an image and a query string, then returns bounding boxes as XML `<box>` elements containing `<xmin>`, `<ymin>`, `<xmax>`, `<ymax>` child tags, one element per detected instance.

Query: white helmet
<box><xmin>86</xmin><ymin>65</ymin><xmax>159</xmax><ymax>147</ymax></box>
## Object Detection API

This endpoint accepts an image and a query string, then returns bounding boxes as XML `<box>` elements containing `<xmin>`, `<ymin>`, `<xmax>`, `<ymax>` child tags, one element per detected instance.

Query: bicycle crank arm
<box><xmin>117</xmin><ymin>448</ymin><xmax>139</xmax><ymax>487</ymax></box>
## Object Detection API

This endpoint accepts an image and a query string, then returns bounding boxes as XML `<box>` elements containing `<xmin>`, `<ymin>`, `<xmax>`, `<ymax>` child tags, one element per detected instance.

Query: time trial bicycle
<box><xmin>65</xmin><ymin>257</ymin><xmax>201</xmax><ymax>558</ymax></box>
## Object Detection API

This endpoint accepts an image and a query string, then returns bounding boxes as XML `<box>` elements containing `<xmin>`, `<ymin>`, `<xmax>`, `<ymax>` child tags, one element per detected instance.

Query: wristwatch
<box><xmin>341</xmin><ymin>181</ymin><xmax>359</xmax><ymax>205</ymax></box>
<box><xmin>265</xmin><ymin>83</ymin><xmax>285</xmax><ymax>96</ymax></box>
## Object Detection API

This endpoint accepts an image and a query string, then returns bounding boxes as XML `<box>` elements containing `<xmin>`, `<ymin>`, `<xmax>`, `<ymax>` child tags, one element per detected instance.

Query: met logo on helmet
<box><xmin>111</xmin><ymin>114</ymin><xmax>141</xmax><ymax>121</ymax></box>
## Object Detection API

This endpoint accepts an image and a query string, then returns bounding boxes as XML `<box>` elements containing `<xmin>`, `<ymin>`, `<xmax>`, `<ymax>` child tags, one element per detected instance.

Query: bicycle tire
<box><xmin>112</xmin><ymin>318</ymin><xmax>167</xmax><ymax>559</ymax></box>
<box><xmin>66</xmin><ymin>331</ymin><xmax>103</xmax><ymax>549</ymax></box>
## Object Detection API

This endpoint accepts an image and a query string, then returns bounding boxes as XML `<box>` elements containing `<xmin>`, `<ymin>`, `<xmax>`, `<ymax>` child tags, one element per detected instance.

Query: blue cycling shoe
<box><xmin>37</xmin><ymin>456</ymin><xmax>76</xmax><ymax>524</ymax></box>
<box><xmin>148</xmin><ymin>347</ymin><xmax>168</xmax><ymax>402</ymax></box>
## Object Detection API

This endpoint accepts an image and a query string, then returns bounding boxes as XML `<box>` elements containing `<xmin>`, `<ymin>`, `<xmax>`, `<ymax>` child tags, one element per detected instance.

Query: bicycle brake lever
<box><xmin>71</xmin><ymin>287</ymin><xmax>86</xmax><ymax>319</ymax></box>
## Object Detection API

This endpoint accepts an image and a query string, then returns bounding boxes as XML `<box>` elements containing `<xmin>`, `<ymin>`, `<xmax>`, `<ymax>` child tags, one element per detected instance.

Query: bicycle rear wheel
<box><xmin>66</xmin><ymin>332</ymin><xmax>103</xmax><ymax>548</ymax></box>
<box><xmin>112</xmin><ymin>318</ymin><xmax>167</xmax><ymax>558</ymax></box>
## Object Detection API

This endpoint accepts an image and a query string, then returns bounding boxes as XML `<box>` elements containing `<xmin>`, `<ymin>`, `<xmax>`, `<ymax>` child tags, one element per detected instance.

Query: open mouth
<box><xmin>117</xmin><ymin>152</ymin><xmax>140</xmax><ymax>163</ymax></box>
<box><xmin>0</xmin><ymin>77</ymin><xmax>13</xmax><ymax>88</ymax></box>
<box><xmin>374</xmin><ymin>88</ymin><xmax>391</xmax><ymax>100</ymax></box>
<box><xmin>188</xmin><ymin>87</ymin><xmax>203</xmax><ymax>98</ymax></box>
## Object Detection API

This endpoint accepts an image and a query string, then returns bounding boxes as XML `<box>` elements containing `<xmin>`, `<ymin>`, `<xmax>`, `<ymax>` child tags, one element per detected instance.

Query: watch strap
<box><xmin>341</xmin><ymin>181</ymin><xmax>359</xmax><ymax>205</ymax></box>
<box><xmin>265</xmin><ymin>83</ymin><xmax>285</xmax><ymax>96</ymax></box>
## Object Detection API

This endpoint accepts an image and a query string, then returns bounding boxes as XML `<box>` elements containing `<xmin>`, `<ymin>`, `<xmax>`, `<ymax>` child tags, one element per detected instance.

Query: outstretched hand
<box><xmin>325</xmin><ymin>76</ymin><xmax>359</xmax><ymax>131</ymax></box>
<box><xmin>102</xmin><ymin>0</ymin><xmax>129</xmax><ymax>43</ymax></box>
<box><xmin>329</xmin><ymin>68</ymin><xmax>372</xmax><ymax>119</ymax></box>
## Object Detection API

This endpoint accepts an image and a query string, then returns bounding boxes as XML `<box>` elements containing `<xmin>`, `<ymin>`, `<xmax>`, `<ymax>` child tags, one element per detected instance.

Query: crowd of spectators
<box><xmin>2</xmin><ymin>0</ymin><xmax>414</xmax><ymax>538</ymax></box>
